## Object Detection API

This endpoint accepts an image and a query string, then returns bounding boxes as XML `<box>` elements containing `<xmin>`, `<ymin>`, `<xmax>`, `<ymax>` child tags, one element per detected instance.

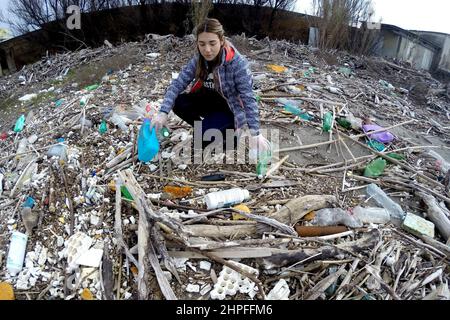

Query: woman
<box><xmin>150</xmin><ymin>18</ymin><xmax>270</xmax><ymax>156</ymax></box>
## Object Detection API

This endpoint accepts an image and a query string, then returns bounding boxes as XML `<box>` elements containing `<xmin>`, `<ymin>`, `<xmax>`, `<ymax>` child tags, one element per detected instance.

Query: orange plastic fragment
<box><xmin>163</xmin><ymin>186</ymin><xmax>193</xmax><ymax>199</ymax></box>
<box><xmin>81</xmin><ymin>288</ymin><xmax>94</xmax><ymax>300</ymax></box>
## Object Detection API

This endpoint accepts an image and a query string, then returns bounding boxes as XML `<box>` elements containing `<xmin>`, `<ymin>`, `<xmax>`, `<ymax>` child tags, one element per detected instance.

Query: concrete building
<box><xmin>411</xmin><ymin>30</ymin><xmax>450</xmax><ymax>75</ymax></box>
<box><xmin>376</xmin><ymin>24</ymin><xmax>441</xmax><ymax>71</ymax></box>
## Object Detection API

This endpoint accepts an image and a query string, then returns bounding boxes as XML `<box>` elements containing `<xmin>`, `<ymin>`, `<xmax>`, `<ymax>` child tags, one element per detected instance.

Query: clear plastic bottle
<box><xmin>16</xmin><ymin>138</ymin><xmax>28</xmax><ymax>159</ymax></box>
<box><xmin>352</xmin><ymin>206</ymin><xmax>390</xmax><ymax>224</ymax></box>
<box><xmin>366</xmin><ymin>184</ymin><xmax>405</xmax><ymax>223</ymax></box>
<box><xmin>312</xmin><ymin>208</ymin><xmax>362</xmax><ymax>228</ymax></box>
<box><xmin>6</xmin><ymin>231</ymin><xmax>28</xmax><ymax>276</ymax></box>
<box><xmin>205</xmin><ymin>188</ymin><xmax>250</xmax><ymax>210</ymax></box>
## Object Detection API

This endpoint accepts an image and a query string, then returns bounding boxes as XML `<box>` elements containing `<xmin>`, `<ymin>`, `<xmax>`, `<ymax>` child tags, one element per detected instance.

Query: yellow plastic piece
<box><xmin>0</xmin><ymin>282</ymin><xmax>15</xmax><ymax>300</ymax></box>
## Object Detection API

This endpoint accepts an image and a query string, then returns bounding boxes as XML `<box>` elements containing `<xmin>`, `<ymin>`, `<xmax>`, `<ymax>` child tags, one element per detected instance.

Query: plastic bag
<box><xmin>137</xmin><ymin>118</ymin><xmax>159</xmax><ymax>162</ymax></box>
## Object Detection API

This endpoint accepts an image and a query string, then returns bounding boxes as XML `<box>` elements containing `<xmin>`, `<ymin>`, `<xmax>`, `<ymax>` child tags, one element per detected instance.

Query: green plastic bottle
<box><xmin>99</xmin><ymin>120</ymin><xmax>107</xmax><ymax>134</ymax></box>
<box><xmin>14</xmin><ymin>115</ymin><xmax>26</xmax><ymax>133</ymax></box>
<box><xmin>364</xmin><ymin>158</ymin><xmax>387</xmax><ymax>177</ymax></box>
<box><xmin>336</xmin><ymin>117</ymin><xmax>351</xmax><ymax>129</ymax></box>
<box><xmin>322</xmin><ymin>112</ymin><xmax>333</xmax><ymax>132</ymax></box>
<box><xmin>85</xmin><ymin>84</ymin><xmax>100</xmax><ymax>91</ymax></box>
<box><xmin>387</xmin><ymin>153</ymin><xmax>405</xmax><ymax>161</ymax></box>
<box><xmin>256</xmin><ymin>152</ymin><xmax>272</xmax><ymax>179</ymax></box>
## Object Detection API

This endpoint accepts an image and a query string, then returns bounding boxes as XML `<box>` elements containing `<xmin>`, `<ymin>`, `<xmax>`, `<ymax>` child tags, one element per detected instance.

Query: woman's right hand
<box><xmin>150</xmin><ymin>112</ymin><xmax>168</xmax><ymax>133</ymax></box>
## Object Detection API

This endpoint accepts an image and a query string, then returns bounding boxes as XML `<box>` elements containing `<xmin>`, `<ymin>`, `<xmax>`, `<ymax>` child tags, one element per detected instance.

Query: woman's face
<box><xmin>197</xmin><ymin>32</ymin><xmax>223</xmax><ymax>62</ymax></box>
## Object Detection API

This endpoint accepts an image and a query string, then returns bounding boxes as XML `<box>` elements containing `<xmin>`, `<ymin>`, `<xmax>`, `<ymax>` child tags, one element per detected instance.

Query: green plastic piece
<box><xmin>387</xmin><ymin>153</ymin><xmax>405</xmax><ymax>161</ymax></box>
<box><xmin>85</xmin><ymin>84</ymin><xmax>100</xmax><ymax>91</ymax></box>
<box><xmin>99</xmin><ymin>120</ymin><xmax>107</xmax><ymax>134</ymax></box>
<box><xmin>367</xmin><ymin>139</ymin><xmax>386</xmax><ymax>152</ymax></box>
<box><xmin>336</xmin><ymin>117</ymin><xmax>351</xmax><ymax>129</ymax></box>
<box><xmin>322</xmin><ymin>112</ymin><xmax>333</xmax><ymax>132</ymax></box>
<box><xmin>256</xmin><ymin>95</ymin><xmax>261</xmax><ymax>103</ymax></box>
<box><xmin>14</xmin><ymin>115</ymin><xmax>26</xmax><ymax>132</ymax></box>
<box><xmin>160</xmin><ymin>127</ymin><xmax>170</xmax><ymax>138</ymax></box>
<box><xmin>364</xmin><ymin>158</ymin><xmax>387</xmax><ymax>177</ymax></box>
<box><xmin>121</xmin><ymin>186</ymin><xmax>133</xmax><ymax>201</ymax></box>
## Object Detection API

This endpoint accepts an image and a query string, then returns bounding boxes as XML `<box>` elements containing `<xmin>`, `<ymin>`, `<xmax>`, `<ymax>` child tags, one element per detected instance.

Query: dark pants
<box><xmin>173</xmin><ymin>90</ymin><xmax>236</xmax><ymax>149</ymax></box>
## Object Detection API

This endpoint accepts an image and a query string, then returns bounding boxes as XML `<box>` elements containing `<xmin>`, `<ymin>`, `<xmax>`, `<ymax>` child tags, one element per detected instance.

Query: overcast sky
<box><xmin>296</xmin><ymin>0</ymin><xmax>450</xmax><ymax>33</ymax></box>
<box><xmin>1</xmin><ymin>0</ymin><xmax>449</xmax><ymax>35</ymax></box>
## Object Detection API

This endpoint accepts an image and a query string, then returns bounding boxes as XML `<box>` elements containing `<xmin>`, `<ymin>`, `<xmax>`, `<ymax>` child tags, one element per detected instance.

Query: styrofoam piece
<box><xmin>199</xmin><ymin>261</ymin><xmax>212</xmax><ymax>271</ymax></box>
<box><xmin>65</xmin><ymin>232</ymin><xmax>93</xmax><ymax>272</ymax></box>
<box><xmin>266</xmin><ymin>279</ymin><xmax>290</xmax><ymax>300</ymax></box>
<box><xmin>75</xmin><ymin>248</ymin><xmax>104</xmax><ymax>268</ymax></box>
<box><xmin>210</xmin><ymin>261</ymin><xmax>259</xmax><ymax>300</ymax></box>
<box><xmin>186</xmin><ymin>284</ymin><xmax>200</xmax><ymax>293</ymax></box>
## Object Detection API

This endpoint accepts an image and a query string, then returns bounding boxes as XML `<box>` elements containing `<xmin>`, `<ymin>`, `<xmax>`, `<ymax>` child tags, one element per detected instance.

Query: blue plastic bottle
<box><xmin>137</xmin><ymin>118</ymin><xmax>159</xmax><ymax>163</ymax></box>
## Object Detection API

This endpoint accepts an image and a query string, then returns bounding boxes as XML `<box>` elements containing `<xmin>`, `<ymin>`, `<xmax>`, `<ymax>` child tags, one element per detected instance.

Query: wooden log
<box><xmin>416</xmin><ymin>192</ymin><xmax>450</xmax><ymax>241</ymax></box>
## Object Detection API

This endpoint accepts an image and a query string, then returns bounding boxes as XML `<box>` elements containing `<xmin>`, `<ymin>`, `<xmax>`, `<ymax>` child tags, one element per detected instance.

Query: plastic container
<box><xmin>137</xmin><ymin>118</ymin><xmax>159</xmax><ymax>163</ymax></box>
<box><xmin>352</xmin><ymin>206</ymin><xmax>390</xmax><ymax>224</ymax></box>
<box><xmin>364</xmin><ymin>158</ymin><xmax>387</xmax><ymax>177</ymax></box>
<box><xmin>6</xmin><ymin>231</ymin><xmax>28</xmax><ymax>276</ymax></box>
<box><xmin>366</xmin><ymin>183</ymin><xmax>405</xmax><ymax>223</ymax></box>
<box><xmin>205</xmin><ymin>188</ymin><xmax>250</xmax><ymax>210</ymax></box>
<box><xmin>47</xmin><ymin>138</ymin><xmax>67</xmax><ymax>161</ymax></box>
<box><xmin>14</xmin><ymin>115</ymin><xmax>26</xmax><ymax>133</ymax></box>
<box><xmin>322</xmin><ymin>111</ymin><xmax>333</xmax><ymax>132</ymax></box>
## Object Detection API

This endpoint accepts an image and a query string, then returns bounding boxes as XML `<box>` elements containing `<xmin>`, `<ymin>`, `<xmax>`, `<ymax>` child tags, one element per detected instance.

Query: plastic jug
<box><xmin>137</xmin><ymin>118</ymin><xmax>159</xmax><ymax>163</ymax></box>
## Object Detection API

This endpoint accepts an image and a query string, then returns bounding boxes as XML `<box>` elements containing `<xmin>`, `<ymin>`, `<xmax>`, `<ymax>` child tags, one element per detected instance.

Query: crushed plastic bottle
<box><xmin>364</xmin><ymin>158</ymin><xmax>387</xmax><ymax>177</ymax></box>
<box><xmin>163</xmin><ymin>185</ymin><xmax>192</xmax><ymax>199</ymax></box>
<box><xmin>14</xmin><ymin>115</ymin><xmax>26</xmax><ymax>132</ymax></box>
<box><xmin>366</xmin><ymin>183</ymin><xmax>405</xmax><ymax>224</ymax></box>
<box><xmin>137</xmin><ymin>118</ymin><xmax>159</xmax><ymax>163</ymax></box>
<box><xmin>47</xmin><ymin>138</ymin><xmax>68</xmax><ymax>161</ymax></box>
<box><xmin>312</xmin><ymin>208</ymin><xmax>362</xmax><ymax>228</ymax></box>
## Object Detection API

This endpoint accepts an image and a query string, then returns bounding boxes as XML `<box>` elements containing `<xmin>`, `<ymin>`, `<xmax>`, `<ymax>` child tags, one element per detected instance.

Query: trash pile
<box><xmin>0</xmin><ymin>33</ymin><xmax>449</xmax><ymax>300</ymax></box>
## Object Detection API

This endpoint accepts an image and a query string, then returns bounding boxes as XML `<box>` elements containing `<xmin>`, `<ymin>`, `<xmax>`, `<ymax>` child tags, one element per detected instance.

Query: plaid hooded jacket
<box><xmin>160</xmin><ymin>42</ymin><xmax>260</xmax><ymax>136</ymax></box>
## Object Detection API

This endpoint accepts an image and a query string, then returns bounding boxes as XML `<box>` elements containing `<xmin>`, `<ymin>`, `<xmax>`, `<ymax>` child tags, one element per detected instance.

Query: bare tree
<box><xmin>267</xmin><ymin>0</ymin><xmax>295</xmax><ymax>29</ymax></box>
<box><xmin>311</xmin><ymin>0</ymin><xmax>378</xmax><ymax>54</ymax></box>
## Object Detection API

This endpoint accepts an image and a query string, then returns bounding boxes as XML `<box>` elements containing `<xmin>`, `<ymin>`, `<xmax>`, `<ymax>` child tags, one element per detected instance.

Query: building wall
<box><xmin>439</xmin><ymin>36</ymin><xmax>450</xmax><ymax>73</ymax></box>
<box><xmin>381</xmin><ymin>32</ymin><xmax>401</xmax><ymax>58</ymax></box>
<box><xmin>396</xmin><ymin>37</ymin><xmax>435</xmax><ymax>70</ymax></box>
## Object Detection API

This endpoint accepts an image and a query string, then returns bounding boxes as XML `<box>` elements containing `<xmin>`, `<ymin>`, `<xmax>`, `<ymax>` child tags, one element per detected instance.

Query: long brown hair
<box><xmin>194</xmin><ymin>18</ymin><xmax>225</xmax><ymax>80</ymax></box>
